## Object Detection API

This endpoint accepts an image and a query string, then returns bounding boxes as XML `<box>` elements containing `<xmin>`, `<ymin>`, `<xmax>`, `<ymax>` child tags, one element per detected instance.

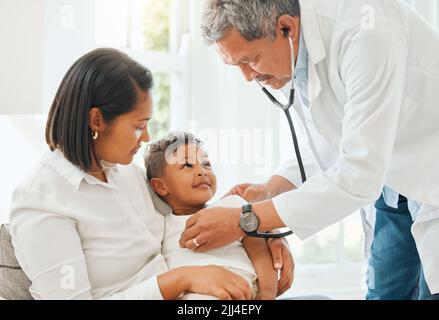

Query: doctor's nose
<box><xmin>238</xmin><ymin>64</ymin><xmax>259</xmax><ymax>82</ymax></box>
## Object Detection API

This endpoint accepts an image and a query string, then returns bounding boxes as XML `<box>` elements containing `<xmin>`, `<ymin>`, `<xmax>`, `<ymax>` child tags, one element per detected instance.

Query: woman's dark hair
<box><xmin>45</xmin><ymin>48</ymin><xmax>153</xmax><ymax>172</ymax></box>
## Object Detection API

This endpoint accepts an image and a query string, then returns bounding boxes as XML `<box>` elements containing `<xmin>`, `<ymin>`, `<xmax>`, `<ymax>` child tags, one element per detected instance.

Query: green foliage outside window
<box><xmin>142</xmin><ymin>0</ymin><xmax>171</xmax><ymax>138</ymax></box>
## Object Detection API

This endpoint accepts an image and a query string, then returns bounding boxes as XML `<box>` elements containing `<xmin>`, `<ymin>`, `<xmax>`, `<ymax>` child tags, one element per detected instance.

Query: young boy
<box><xmin>144</xmin><ymin>131</ymin><xmax>278</xmax><ymax>300</ymax></box>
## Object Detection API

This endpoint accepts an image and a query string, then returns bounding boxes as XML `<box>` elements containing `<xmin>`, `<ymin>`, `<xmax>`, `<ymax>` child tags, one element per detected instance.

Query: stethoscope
<box><xmin>253</xmin><ymin>31</ymin><xmax>306</xmax><ymax>239</ymax></box>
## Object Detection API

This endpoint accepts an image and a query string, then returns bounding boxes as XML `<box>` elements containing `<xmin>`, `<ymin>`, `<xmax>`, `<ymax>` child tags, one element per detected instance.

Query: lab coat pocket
<box><xmin>411</xmin><ymin>204</ymin><xmax>439</xmax><ymax>295</ymax></box>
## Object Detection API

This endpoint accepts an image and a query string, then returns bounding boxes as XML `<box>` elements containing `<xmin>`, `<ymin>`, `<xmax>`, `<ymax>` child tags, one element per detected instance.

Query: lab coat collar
<box><xmin>43</xmin><ymin>149</ymin><xmax>119</xmax><ymax>190</ymax></box>
<box><xmin>298</xmin><ymin>0</ymin><xmax>325</xmax><ymax>103</ymax></box>
<box><xmin>295</xmin><ymin>25</ymin><xmax>309</xmax><ymax>73</ymax></box>
<box><xmin>298</xmin><ymin>0</ymin><xmax>326</xmax><ymax>65</ymax></box>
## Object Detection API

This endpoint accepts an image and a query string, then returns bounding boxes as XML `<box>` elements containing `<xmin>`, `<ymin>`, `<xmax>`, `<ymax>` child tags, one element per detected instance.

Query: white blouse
<box><xmin>9</xmin><ymin>149</ymin><xmax>168</xmax><ymax>300</ymax></box>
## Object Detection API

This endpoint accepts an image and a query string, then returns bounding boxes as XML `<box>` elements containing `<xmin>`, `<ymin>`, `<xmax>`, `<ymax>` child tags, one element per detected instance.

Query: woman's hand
<box><xmin>267</xmin><ymin>238</ymin><xmax>295</xmax><ymax>296</ymax></box>
<box><xmin>185</xmin><ymin>266</ymin><xmax>253</xmax><ymax>300</ymax></box>
<box><xmin>179</xmin><ymin>206</ymin><xmax>244</xmax><ymax>252</ymax></box>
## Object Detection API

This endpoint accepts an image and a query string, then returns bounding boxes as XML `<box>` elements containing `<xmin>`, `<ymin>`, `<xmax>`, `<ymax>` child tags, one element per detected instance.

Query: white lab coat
<box><xmin>272</xmin><ymin>0</ymin><xmax>439</xmax><ymax>294</ymax></box>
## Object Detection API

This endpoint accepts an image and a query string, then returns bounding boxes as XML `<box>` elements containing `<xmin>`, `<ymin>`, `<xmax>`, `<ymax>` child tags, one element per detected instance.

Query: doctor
<box><xmin>180</xmin><ymin>0</ymin><xmax>439</xmax><ymax>300</ymax></box>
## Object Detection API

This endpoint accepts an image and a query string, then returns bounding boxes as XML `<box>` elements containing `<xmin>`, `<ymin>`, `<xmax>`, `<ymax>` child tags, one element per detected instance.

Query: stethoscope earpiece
<box><xmin>280</xmin><ymin>27</ymin><xmax>296</xmax><ymax>77</ymax></box>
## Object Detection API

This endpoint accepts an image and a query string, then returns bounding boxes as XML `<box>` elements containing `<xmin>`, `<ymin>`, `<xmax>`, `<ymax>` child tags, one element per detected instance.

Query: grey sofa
<box><xmin>0</xmin><ymin>224</ymin><xmax>32</xmax><ymax>300</ymax></box>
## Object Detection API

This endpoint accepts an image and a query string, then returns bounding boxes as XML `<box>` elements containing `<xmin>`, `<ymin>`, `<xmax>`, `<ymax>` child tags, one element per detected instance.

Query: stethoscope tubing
<box><xmin>249</xmin><ymin>35</ymin><xmax>307</xmax><ymax>239</ymax></box>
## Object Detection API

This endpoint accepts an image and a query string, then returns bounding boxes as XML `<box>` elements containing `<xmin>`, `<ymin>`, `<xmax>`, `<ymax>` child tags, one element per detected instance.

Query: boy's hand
<box><xmin>267</xmin><ymin>238</ymin><xmax>295</xmax><ymax>296</ymax></box>
<box><xmin>256</xmin><ymin>287</ymin><xmax>278</xmax><ymax>300</ymax></box>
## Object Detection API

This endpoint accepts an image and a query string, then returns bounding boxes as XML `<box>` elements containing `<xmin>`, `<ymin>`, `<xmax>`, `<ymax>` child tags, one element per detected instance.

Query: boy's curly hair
<box><xmin>144</xmin><ymin>131</ymin><xmax>203</xmax><ymax>181</ymax></box>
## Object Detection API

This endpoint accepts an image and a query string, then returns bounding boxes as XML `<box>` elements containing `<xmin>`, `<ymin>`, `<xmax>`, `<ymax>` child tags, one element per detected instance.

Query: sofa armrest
<box><xmin>0</xmin><ymin>224</ymin><xmax>33</xmax><ymax>300</ymax></box>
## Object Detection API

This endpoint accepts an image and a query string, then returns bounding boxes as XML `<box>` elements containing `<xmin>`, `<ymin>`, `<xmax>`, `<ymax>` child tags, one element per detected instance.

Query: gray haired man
<box><xmin>180</xmin><ymin>0</ymin><xmax>439</xmax><ymax>300</ymax></box>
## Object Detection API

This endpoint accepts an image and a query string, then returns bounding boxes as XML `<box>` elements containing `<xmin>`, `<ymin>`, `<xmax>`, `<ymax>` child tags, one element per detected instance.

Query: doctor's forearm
<box><xmin>248</xmin><ymin>176</ymin><xmax>295</xmax><ymax>231</ymax></box>
<box><xmin>267</xmin><ymin>175</ymin><xmax>296</xmax><ymax>197</ymax></box>
<box><xmin>252</xmin><ymin>200</ymin><xmax>287</xmax><ymax>231</ymax></box>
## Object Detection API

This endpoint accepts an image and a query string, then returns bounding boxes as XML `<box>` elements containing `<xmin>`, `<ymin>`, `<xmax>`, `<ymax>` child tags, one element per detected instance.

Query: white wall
<box><xmin>0</xmin><ymin>0</ymin><xmax>45</xmax><ymax>114</ymax></box>
<box><xmin>0</xmin><ymin>0</ymin><xmax>100</xmax><ymax>224</ymax></box>
<box><xmin>42</xmin><ymin>0</ymin><xmax>97</xmax><ymax>113</ymax></box>
<box><xmin>0</xmin><ymin>0</ymin><xmax>99</xmax><ymax>115</ymax></box>
<box><xmin>0</xmin><ymin>0</ymin><xmax>46</xmax><ymax>222</ymax></box>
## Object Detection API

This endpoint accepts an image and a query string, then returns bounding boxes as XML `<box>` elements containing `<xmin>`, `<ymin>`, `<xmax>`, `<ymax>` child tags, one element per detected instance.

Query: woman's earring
<box><xmin>92</xmin><ymin>131</ymin><xmax>99</xmax><ymax>140</ymax></box>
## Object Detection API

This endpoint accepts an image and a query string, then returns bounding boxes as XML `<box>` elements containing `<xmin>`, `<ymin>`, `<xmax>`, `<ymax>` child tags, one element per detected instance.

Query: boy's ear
<box><xmin>150</xmin><ymin>178</ymin><xmax>169</xmax><ymax>197</ymax></box>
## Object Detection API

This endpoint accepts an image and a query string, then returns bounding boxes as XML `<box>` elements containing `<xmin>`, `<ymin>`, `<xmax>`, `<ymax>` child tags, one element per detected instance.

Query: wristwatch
<box><xmin>239</xmin><ymin>204</ymin><xmax>295</xmax><ymax>239</ymax></box>
<box><xmin>240</xmin><ymin>204</ymin><xmax>260</xmax><ymax>235</ymax></box>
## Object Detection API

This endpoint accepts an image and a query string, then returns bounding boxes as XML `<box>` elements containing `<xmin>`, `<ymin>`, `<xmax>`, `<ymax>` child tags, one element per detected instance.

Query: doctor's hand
<box><xmin>267</xmin><ymin>238</ymin><xmax>295</xmax><ymax>296</ymax></box>
<box><xmin>179</xmin><ymin>206</ymin><xmax>244</xmax><ymax>252</ymax></box>
<box><xmin>222</xmin><ymin>183</ymin><xmax>272</xmax><ymax>203</ymax></box>
<box><xmin>223</xmin><ymin>176</ymin><xmax>296</xmax><ymax>203</ymax></box>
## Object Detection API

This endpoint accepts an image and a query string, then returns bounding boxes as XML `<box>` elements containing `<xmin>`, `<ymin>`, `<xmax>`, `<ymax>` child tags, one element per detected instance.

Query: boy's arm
<box><xmin>242</xmin><ymin>237</ymin><xmax>278</xmax><ymax>300</ymax></box>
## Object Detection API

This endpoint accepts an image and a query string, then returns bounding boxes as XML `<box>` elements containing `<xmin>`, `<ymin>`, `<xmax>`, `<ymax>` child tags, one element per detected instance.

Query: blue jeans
<box><xmin>366</xmin><ymin>193</ymin><xmax>439</xmax><ymax>300</ymax></box>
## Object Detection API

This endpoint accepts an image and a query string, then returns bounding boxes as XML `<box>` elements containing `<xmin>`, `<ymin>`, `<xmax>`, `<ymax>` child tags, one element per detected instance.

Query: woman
<box><xmin>9</xmin><ymin>48</ymin><xmax>254</xmax><ymax>300</ymax></box>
